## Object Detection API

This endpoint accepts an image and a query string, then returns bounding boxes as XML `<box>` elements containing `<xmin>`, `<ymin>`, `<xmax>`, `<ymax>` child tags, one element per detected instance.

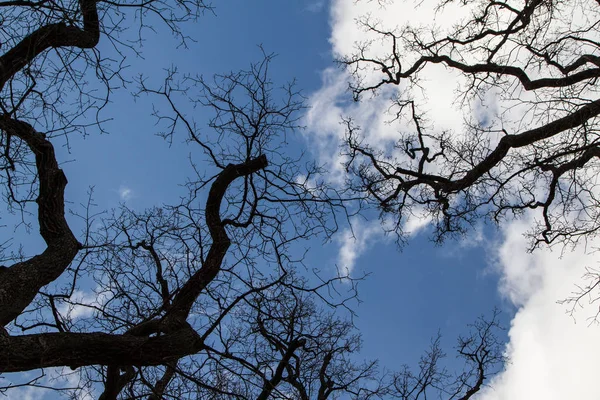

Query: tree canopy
<box><xmin>2</xmin><ymin>0</ymin><xmax>597</xmax><ymax>398</ymax></box>
<box><xmin>342</xmin><ymin>0</ymin><xmax>600</xmax><ymax>247</ymax></box>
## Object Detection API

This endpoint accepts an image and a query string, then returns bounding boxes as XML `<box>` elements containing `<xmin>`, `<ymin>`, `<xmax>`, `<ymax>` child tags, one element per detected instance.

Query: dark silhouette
<box><xmin>342</xmin><ymin>0</ymin><xmax>600</xmax><ymax>248</ymax></box>
<box><xmin>0</xmin><ymin>0</ymin><xmax>506</xmax><ymax>398</ymax></box>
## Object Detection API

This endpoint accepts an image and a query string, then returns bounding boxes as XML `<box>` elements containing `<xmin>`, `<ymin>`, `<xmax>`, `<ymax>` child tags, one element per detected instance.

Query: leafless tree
<box><xmin>0</xmin><ymin>0</ymin><xmax>507</xmax><ymax>398</ymax></box>
<box><xmin>341</xmin><ymin>0</ymin><xmax>600</xmax><ymax>247</ymax></box>
<box><xmin>385</xmin><ymin>310</ymin><xmax>505</xmax><ymax>400</ymax></box>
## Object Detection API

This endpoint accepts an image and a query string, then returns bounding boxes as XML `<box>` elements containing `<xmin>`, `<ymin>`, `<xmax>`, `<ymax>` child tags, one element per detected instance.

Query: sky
<box><xmin>304</xmin><ymin>1</ymin><xmax>600</xmax><ymax>398</ymax></box>
<box><xmin>6</xmin><ymin>0</ymin><xmax>600</xmax><ymax>398</ymax></box>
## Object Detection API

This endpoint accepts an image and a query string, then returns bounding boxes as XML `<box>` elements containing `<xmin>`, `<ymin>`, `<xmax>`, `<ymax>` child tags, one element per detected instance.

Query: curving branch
<box><xmin>0</xmin><ymin>0</ymin><xmax>100</xmax><ymax>91</ymax></box>
<box><xmin>342</xmin><ymin>0</ymin><xmax>600</xmax><ymax>244</ymax></box>
<box><xmin>0</xmin><ymin>154</ymin><xmax>268</xmax><ymax>375</ymax></box>
<box><xmin>0</xmin><ymin>117</ymin><xmax>79</xmax><ymax>326</ymax></box>
<box><xmin>0</xmin><ymin>327</ymin><xmax>201</xmax><ymax>372</ymax></box>
<box><xmin>162</xmin><ymin>155</ymin><xmax>269</xmax><ymax>325</ymax></box>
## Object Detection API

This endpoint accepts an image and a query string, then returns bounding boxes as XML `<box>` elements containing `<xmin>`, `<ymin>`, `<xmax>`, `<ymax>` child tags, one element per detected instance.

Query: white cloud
<box><xmin>336</xmin><ymin>219</ymin><xmax>385</xmax><ymax>275</ymax></box>
<box><xmin>305</xmin><ymin>0</ymin><xmax>325</xmax><ymax>13</ymax></box>
<box><xmin>311</xmin><ymin>0</ymin><xmax>600</xmax><ymax>398</ymax></box>
<box><xmin>6</xmin><ymin>385</ymin><xmax>47</xmax><ymax>400</ymax></box>
<box><xmin>480</xmin><ymin>212</ymin><xmax>600</xmax><ymax>399</ymax></box>
<box><xmin>118</xmin><ymin>184</ymin><xmax>133</xmax><ymax>201</ymax></box>
<box><xmin>335</xmin><ymin>212</ymin><xmax>430</xmax><ymax>276</ymax></box>
<box><xmin>305</xmin><ymin>1</ymin><xmax>476</xmax><ymax>188</ymax></box>
<box><xmin>402</xmin><ymin>211</ymin><xmax>432</xmax><ymax>237</ymax></box>
<box><xmin>3</xmin><ymin>368</ymin><xmax>95</xmax><ymax>399</ymax></box>
<box><xmin>58</xmin><ymin>288</ymin><xmax>109</xmax><ymax>320</ymax></box>
<box><xmin>308</xmin><ymin>0</ymin><xmax>486</xmax><ymax>273</ymax></box>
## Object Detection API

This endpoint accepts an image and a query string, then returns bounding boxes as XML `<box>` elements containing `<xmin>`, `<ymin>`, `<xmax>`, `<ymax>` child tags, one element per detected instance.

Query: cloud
<box><xmin>305</xmin><ymin>1</ymin><xmax>476</xmax><ymax>187</ymax></box>
<box><xmin>336</xmin><ymin>219</ymin><xmax>384</xmax><ymax>275</ymax></box>
<box><xmin>58</xmin><ymin>288</ymin><xmax>109</xmax><ymax>320</ymax></box>
<box><xmin>6</xmin><ymin>385</ymin><xmax>47</xmax><ymax>400</ymax></box>
<box><xmin>480</xmin><ymin>212</ymin><xmax>600</xmax><ymax>399</ymax></box>
<box><xmin>305</xmin><ymin>0</ymin><xmax>325</xmax><ymax>13</ymax></box>
<box><xmin>310</xmin><ymin>0</ymin><xmax>600</xmax><ymax>398</ymax></box>
<box><xmin>3</xmin><ymin>367</ymin><xmax>95</xmax><ymax>399</ymax></box>
<box><xmin>118</xmin><ymin>184</ymin><xmax>133</xmax><ymax>201</ymax></box>
<box><xmin>307</xmin><ymin>0</ymin><xmax>485</xmax><ymax>271</ymax></box>
<box><xmin>336</xmin><ymin>211</ymin><xmax>431</xmax><ymax>276</ymax></box>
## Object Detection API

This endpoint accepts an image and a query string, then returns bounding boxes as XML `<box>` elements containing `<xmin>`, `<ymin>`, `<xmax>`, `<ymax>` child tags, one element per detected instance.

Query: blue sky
<box><xmin>62</xmin><ymin>0</ymin><xmax>508</xmax><ymax>372</ymax></box>
<box><xmin>8</xmin><ymin>0</ymin><xmax>600</xmax><ymax>398</ymax></box>
<box><xmin>303</xmin><ymin>1</ymin><xmax>600</xmax><ymax>398</ymax></box>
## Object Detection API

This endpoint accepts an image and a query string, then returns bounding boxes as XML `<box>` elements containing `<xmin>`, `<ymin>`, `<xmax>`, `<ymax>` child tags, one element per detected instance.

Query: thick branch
<box><xmin>0</xmin><ymin>117</ymin><xmax>79</xmax><ymax>326</ymax></box>
<box><xmin>99</xmin><ymin>366</ymin><xmax>135</xmax><ymax>400</ymax></box>
<box><xmin>0</xmin><ymin>327</ymin><xmax>202</xmax><ymax>372</ymax></box>
<box><xmin>0</xmin><ymin>0</ymin><xmax>100</xmax><ymax>90</ymax></box>
<box><xmin>256</xmin><ymin>338</ymin><xmax>306</xmax><ymax>400</ymax></box>
<box><xmin>164</xmin><ymin>155</ymin><xmax>268</xmax><ymax>322</ymax></box>
<box><xmin>147</xmin><ymin>364</ymin><xmax>177</xmax><ymax>400</ymax></box>
<box><xmin>445</xmin><ymin>98</ymin><xmax>600</xmax><ymax>192</ymax></box>
<box><xmin>435</xmin><ymin>56</ymin><xmax>600</xmax><ymax>91</ymax></box>
<box><xmin>359</xmin><ymin>54</ymin><xmax>600</xmax><ymax>96</ymax></box>
<box><xmin>359</xmin><ymin>98</ymin><xmax>600</xmax><ymax>198</ymax></box>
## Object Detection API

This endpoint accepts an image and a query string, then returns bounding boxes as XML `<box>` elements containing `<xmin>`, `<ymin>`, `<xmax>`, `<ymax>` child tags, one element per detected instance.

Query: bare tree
<box><xmin>385</xmin><ymin>310</ymin><xmax>505</xmax><ymax>400</ymax></box>
<box><xmin>0</xmin><ymin>0</ymin><xmax>344</xmax><ymax>394</ymax></box>
<box><xmin>341</xmin><ymin>0</ymin><xmax>600</xmax><ymax>246</ymax></box>
<box><xmin>0</xmin><ymin>0</ymin><xmax>507</xmax><ymax>398</ymax></box>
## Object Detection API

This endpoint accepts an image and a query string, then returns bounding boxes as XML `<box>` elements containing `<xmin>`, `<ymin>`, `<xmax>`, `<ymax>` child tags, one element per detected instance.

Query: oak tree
<box><xmin>0</xmin><ymin>0</ymin><xmax>505</xmax><ymax>398</ymax></box>
<box><xmin>342</xmin><ymin>0</ymin><xmax>600</xmax><ymax>246</ymax></box>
